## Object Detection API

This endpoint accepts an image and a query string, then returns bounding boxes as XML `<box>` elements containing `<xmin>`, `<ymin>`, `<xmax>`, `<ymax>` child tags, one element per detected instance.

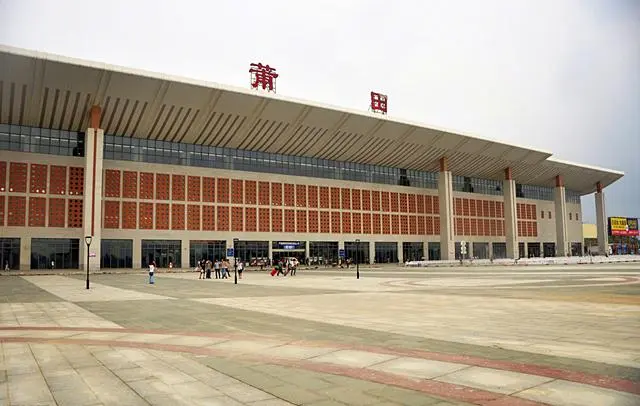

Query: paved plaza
<box><xmin>1</xmin><ymin>264</ymin><xmax>639</xmax><ymax>405</ymax></box>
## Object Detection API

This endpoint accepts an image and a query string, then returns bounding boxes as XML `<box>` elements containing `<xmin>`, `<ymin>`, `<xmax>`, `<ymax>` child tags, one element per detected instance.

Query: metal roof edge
<box><xmin>0</xmin><ymin>44</ymin><xmax>553</xmax><ymax>158</ymax></box>
<box><xmin>545</xmin><ymin>157</ymin><xmax>625</xmax><ymax>176</ymax></box>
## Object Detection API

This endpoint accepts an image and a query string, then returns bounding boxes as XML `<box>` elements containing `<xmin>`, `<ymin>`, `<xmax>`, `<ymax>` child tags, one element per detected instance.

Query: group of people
<box><xmin>271</xmin><ymin>258</ymin><xmax>298</xmax><ymax>276</ymax></box>
<box><xmin>196</xmin><ymin>258</ymin><xmax>244</xmax><ymax>280</ymax></box>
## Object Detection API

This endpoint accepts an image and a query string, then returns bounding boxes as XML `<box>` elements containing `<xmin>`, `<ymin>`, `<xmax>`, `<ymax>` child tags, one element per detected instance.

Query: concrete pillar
<box><xmin>268</xmin><ymin>241</ymin><xmax>273</xmax><ymax>262</ymax></box>
<box><xmin>369</xmin><ymin>241</ymin><xmax>375</xmax><ymax>264</ymax></box>
<box><xmin>503</xmin><ymin>168</ymin><xmax>519</xmax><ymax>259</ymax></box>
<box><xmin>80</xmin><ymin>106</ymin><xmax>104</xmax><ymax>271</ymax></box>
<box><xmin>397</xmin><ymin>241</ymin><xmax>403</xmax><ymax>263</ymax></box>
<box><xmin>595</xmin><ymin>182</ymin><xmax>608</xmax><ymax>255</ymax></box>
<box><xmin>19</xmin><ymin>237</ymin><xmax>31</xmax><ymax>271</ymax></box>
<box><xmin>304</xmin><ymin>241</ymin><xmax>310</xmax><ymax>262</ymax></box>
<box><xmin>554</xmin><ymin>175</ymin><xmax>569</xmax><ymax>256</ymax></box>
<box><xmin>132</xmin><ymin>237</ymin><xmax>142</xmax><ymax>269</ymax></box>
<box><xmin>438</xmin><ymin>157</ymin><xmax>455</xmax><ymax>260</ymax></box>
<box><xmin>182</xmin><ymin>238</ymin><xmax>190</xmax><ymax>269</ymax></box>
<box><xmin>467</xmin><ymin>241</ymin><xmax>473</xmax><ymax>259</ymax></box>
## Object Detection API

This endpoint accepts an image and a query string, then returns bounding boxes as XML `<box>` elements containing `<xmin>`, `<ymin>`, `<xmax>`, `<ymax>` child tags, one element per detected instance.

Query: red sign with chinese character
<box><xmin>370</xmin><ymin>92</ymin><xmax>388</xmax><ymax>114</ymax></box>
<box><xmin>250</xmin><ymin>63</ymin><xmax>279</xmax><ymax>92</ymax></box>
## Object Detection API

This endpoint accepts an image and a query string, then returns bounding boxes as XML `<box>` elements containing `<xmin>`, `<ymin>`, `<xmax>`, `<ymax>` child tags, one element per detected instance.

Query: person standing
<box><xmin>149</xmin><ymin>261</ymin><xmax>156</xmax><ymax>284</ymax></box>
<box><xmin>205</xmin><ymin>260</ymin><xmax>212</xmax><ymax>279</ymax></box>
<box><xmin>221</xmin><ymin>258</ymin><xmax>229</xmax><ymax>279</ymax></box>
<box><xmin>237</xmin><ymin>259</ymin><xmax>244</xmax><ymax>279</ymax></box>
<box><xmin>214</xmin><ymin>259</ymin><xmax>221</xmax><ymax>279</ymax></box>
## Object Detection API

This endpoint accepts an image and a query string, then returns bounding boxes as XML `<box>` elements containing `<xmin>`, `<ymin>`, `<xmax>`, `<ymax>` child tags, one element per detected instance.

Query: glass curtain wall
<box><xmin>141</xmin><ymin>240</ymin><xmax>181</xmax><ymax>268</ymax></box>
<box><xmin>492</xmin><ymin>242</ymin><xmax>507</xmax><ymax>259</ymax></box>
<box><xmin>309</xmin><ymin>242</ymin><xmax>339</xmax><ymax>266</ymax></box>
<box><xmin>190</xmin><ymin>240</ymin><xmax>226</xmax><ymax>266</ymax></box>
<box><xmin>235</xmin><ymin>241</ymin><xmax>269</xmax><ymax>265</ymax></box>
<box><xmin>31</xmin><ymin>238</ymin><xmax>80</xmax><ymax>270</ymax></box>
<box><xmin>375</xmin><ymin>242</ymin><xmax>398</xmax><ymax>263</ymax></box>
<box><xmin>101</xmin><ymin>239</ymin><xmax>133</xmax><ymax>268</ymax></box>
<box><xmin>402</xmin><ymin>242</ymin><xmax>423</xmax><ymax>262</ymax></box>
<box><xmin>345</xmin><ymin>242</ymin><xmax>370</xmax><ymax>264</ymax></box>
<box><xmin>0</xmin><ymin>238</ymin><xmax>20</xmax><ymax>270</ymax></box>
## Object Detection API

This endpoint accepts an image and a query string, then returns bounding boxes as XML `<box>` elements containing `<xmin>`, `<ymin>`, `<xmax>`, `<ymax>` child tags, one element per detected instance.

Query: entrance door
<box><xmin>543</xmin><ymin>242</ymin><xmax>555</xmax><ymax>257</ymax></box>
<box><xmin>428</xmin><ymin>242</ymin><xmax>441</xmax><ymax>261</ymax></box>
<box><xmin>527</xmin><ymin>242</ymin><xmax>541</xmax><ymax>258</ymax></box>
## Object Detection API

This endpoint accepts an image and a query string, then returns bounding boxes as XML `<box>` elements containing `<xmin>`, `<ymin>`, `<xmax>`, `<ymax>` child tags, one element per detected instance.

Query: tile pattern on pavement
<box><xmin>0</xmin><ymin>265</ymin><xmax>638</xmax><ymax>406</ymax></box>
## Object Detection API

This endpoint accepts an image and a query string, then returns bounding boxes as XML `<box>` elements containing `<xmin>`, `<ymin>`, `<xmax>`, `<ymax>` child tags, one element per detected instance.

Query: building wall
<box><xmin>0</xmin><ymin>151</ymin><xmax>584</xmax><ymax>268</ymax></box>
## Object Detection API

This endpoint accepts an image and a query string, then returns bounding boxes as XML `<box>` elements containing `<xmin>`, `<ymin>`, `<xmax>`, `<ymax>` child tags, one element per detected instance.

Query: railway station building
<box><xmin>0</xmin><ymin>45</ymin><xmax>623</xmax><ymax>270</ymax></box>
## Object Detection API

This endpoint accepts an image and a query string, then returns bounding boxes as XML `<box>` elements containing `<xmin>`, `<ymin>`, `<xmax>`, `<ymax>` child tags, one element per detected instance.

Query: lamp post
<box><xmin>84</xmin><ymin>236</ymin><xmax>92</xmax><ymax>289</ymax></box>
<box><xmin>233</xmin><ymin>238</ymin><xmax>239</xmax><ymax>285</ymax></box>
<box><xmin>355</xmin><ymin>239</ymin><xmax>360</xmax><ymax>279</ymax></box>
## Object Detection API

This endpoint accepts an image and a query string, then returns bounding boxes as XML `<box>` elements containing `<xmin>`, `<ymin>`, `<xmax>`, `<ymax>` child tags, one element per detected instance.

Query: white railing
<box><xmin>405</xmin><ymin>255</ymin><xmax>640</xmax><ymax>267</ymax></box>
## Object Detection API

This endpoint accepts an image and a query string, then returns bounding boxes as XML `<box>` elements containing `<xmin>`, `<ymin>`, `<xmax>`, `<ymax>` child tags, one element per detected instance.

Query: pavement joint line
<box><xmin>1</xmin><ymin>332</ymin><xmax>639</xmax><ymax>403</ymax></box>
<box><xmin>1</xmin><ymin>326</ymin><xmax>639</xmax><ymax>395</ymax></box>
<box><xmin>0</xmin><ymin>335</ymin><xmax>548</xmax><ymax>405</ymax></box>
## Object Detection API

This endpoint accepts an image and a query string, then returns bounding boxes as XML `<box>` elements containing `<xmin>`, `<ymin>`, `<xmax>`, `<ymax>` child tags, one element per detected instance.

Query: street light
<box><xmin>233</xmin><ymin>238</ymin><xmax>239</xmax><ymax>285</ymax></box>
<box><xmin>84</xmin><ymin>235</ymin><xmax>92</xmax><ymax>290</ymax></box>
<box><xmin>355</xmin><ymin>239</ymin><xmax>360</xmax><ymax>279</ymax></box>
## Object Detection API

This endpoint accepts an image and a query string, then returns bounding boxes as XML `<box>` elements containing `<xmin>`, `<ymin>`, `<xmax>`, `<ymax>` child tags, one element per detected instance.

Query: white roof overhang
<box><xmin>0</xmin><ymin>45</ymin><xmax>624</xmax><ymax>195</ymax></box>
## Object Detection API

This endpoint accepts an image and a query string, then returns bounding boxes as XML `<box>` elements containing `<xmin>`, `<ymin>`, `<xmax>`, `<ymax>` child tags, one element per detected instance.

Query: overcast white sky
<box><xmin>1</xmin><ymin>0</ymin><xmax>638</xmax><ymax>223</ymax></box>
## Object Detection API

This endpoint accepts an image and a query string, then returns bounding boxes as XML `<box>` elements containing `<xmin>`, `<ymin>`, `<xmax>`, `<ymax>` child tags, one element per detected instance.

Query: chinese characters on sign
<box><xmin>370</xmin><ymin>91</ymin><xmax>388</xmax><ymax>115</ymax></box>
<box><xmin>247</xmin><ymin>63</ymin><xmax>388</xmax><ymax>114</ymax></box>
<box><xmin>249</xmin><ymin>63</ymin><xmax>279</xmax><ymax>93</ymax></box>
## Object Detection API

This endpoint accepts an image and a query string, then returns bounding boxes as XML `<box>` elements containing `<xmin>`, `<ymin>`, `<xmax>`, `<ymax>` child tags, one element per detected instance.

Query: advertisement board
<box><xmin>608</xmin><ymin>217</ymin><xmax>639</xmax><ymax>236</ymax></box>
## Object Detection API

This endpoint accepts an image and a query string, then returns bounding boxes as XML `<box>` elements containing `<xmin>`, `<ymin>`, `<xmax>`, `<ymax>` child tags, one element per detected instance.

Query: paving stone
<box><xmin>221</xmin><ymin>382</ymin><xmax>276</xmax><ymax>402</ymax></box>
<box><xmin>264</xmin><ymin>344</ymin><xmax>341</xmax><ymax>360</ymax></box>
<box><xmin>7</xmin><ymin>372</ymin><xmax>56</xmax><ymax>405</ymax></box>
<box><xmin>51</xmin><ymin>387</ymin><xmax>100</xmax><ymax>406</ymax></box>
<box><xmin>435</xmin><ymin>366</ymin><xmax>554</xmax><ymax>395</ymax></box>
<box><xmin>170</xmin><ymin>380</ymin><xmax>222</xmax><ymax>398</ymax></box>
<box><xmin>317</xmin><ymin>386</ymin><xmax>382</xmax><ymax>405</ymax></box>
<box><xmin>310</xmin><ymin>350</ymin><xmax>398</xmax><ymax>368</ymax></box>
<box><xmin>517</xmin><ymin>379</ymin><xmax>640</xmax><ymax>406</ymax></box>
<box><xmin>369</xmin><ymin>357</ymin><xmax>469</xmax><ymax>379</ymax></box>
<box><xmin>191</xmin><ymin>395</ymin><xmax>245</xmax><ymax>406</ymax></box>
<box><xmin>268</xmin><ymin>384</ymin><xmax>327</xmax><ymax>404</ymax></box>
<box><xmin>249</xmin><ymin>399</ymin><xmax>296</xmax><ymax>405</ymax></box>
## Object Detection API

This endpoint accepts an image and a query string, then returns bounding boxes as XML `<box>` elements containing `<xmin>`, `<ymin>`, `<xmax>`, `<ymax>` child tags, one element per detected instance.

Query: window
<box><xmin>569</xmin><ymin>213</ymin><xmax>572</xmax><ymax>220</ymax></box>
<box><xmin>309</xmin><ymin>241</ymin><xmax>339</xmax><ymax>265</ymax></box>
<box><xmin>190</xmin><ymin>240</ymin><xmax>226</xmax><ymax>267</ymax></box>
<box><xmin>101</xmin><ymin>239</ymin><xmax>133</xmax><ymax>269</ymax></box>
<box><xmin>548</xmin><ymin>211</ymin><xmax>552</xmax><ymax>219</ymax></box>
<box><xmin>31</xmin><ymin>238</ymin><xmax>79</xmax><ymax>269</ymax></box>
<box><xmin>0</xmin><ymin>124</ymin><xmax>84</xmax><ymax>157</ymax></box>
<box><xmin>541</xmin><ymin>210</ymin><xmax>544</xmax><ymax>219</ymax></box>
<box><xmin>141</xmin><ymin>240</ymin><xmax>181</xmax><ymax>268</ymax></box>
<box><xmin>375</xmin><ymin>242</ymin><xmax>398</xmax><ymax>263</ymax></box>
<box><xmin>576</xmin><ymin>213</ymin><xmax>579</xmax><ymax>221</ymax></box>
<box><xmin>0</xmin><ymin>238</ymin><xmax>20</xmax><ymax>270</ymax></box>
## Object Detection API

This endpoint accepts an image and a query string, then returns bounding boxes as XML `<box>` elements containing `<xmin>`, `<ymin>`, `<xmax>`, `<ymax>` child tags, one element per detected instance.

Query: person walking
<box><xmin>149</xmin><ymin>261</ymin><xmax>156</xmax><ymax>284</ymax></box>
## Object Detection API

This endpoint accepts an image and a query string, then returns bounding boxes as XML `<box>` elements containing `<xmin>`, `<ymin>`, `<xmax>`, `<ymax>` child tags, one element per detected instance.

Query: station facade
<box><xmin>0</xmin><ymin>46</ymin><xmax>622</xmax><ymax>270</ymax></box>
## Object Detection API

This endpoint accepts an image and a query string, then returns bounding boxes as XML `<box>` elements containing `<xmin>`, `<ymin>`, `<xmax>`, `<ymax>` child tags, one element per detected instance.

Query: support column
<box><xmin>397</xmin><ymin>241</ymin><xmax>403</xmax><ymax>263</ymax></box>
<box><xmin>554</xmin><ymin>175</ymin><xmax>569</xmax><ymax>256</ymax></box>
<box><xmin>438</xmin><ymin>158</ymin><xmax>455</xmax><ymax>260</ymax></box>
<box><xmin>19</xmin><ymin>237</ymin><xmax>31</xmax><ymax>271</ymax></box>
<box><xmin>182</xmin><ymin>238</ymin><xmax>190</xmax><ymax>269</ymax></box>
<box><xmin>369</xmin><ymin>242</ymin><xmax>375</xmax><ymax>264</ymax></box>
<box><xmin>133</xmin><ymin>237</ymin><xmax>142</xmax><ymax>269</ymax></box>
<box><xmin>595</xmin><ymin>182</ymin><xmax>607</xmax><ymax>255</ymax></box>
<box><xmin>81</xmin><ymin>106</ymin><xmax>104</xmax><ymax>271</ymax></box>
<box><xmin>304</xmin><ymin>241</ymin><xmax>310</xmax><ymax>263</ymax></box>
<box><xmin>268</xmin><ymin>241</ymin><xmax>273</xmax><ymax>263</ymax></box>
<box><xmin>503</xmin><ymin>168</ymin><xmax>519</xmax><ymax>259</ymax></box>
